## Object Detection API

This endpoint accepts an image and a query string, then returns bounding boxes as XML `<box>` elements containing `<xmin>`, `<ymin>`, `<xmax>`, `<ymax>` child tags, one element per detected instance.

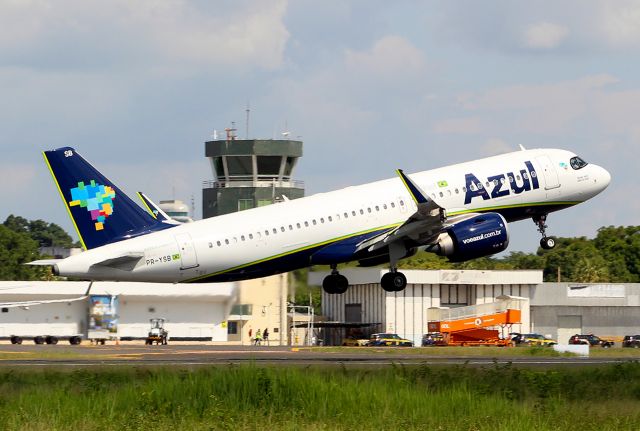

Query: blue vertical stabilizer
<box><xmin>43</xmin><ymin>147</ymin><xmax>171</xmax><ymax>249</ymax></box>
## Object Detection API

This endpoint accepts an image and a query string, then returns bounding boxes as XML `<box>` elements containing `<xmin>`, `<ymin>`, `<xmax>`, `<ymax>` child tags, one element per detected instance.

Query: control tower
<box><xmin>202</xmin><ymin>129</ymin><xmax>305</xmax><ymax>218</ymax></box>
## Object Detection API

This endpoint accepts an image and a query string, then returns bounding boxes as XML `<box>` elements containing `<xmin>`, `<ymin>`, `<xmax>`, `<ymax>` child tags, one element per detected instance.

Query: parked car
<box><xmin>622</xmin><ymin>335</ymin><xmax>640</xmax><ymax>348</ymax></box>
<box><xmin>341</xmin><ymin>335</ymin><xmax>369</xmax><ymax>346</ymax></box>
<box><xmin>568</xmin><ymin>334</ymin><xmax>614</xmax><ymax>348</ymax></box>
<box><xmin>421</xmin><ymin>332</ymin><xmax>446</xmax><ymax>346</ymax></box>
<box><xmin>511</xmin><ymin>333</ymin><xmax>557</xmax><ymax>347</ymax></box>
<box><xmin>367</xmin><ymin>333</ymin><xmax>414</xmax><ymax>347</ymax></box>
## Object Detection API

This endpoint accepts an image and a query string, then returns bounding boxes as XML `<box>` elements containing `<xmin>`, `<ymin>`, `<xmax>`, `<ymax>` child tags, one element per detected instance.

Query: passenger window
<box><xmin>383</xmin><ymin>204</ymin><xmax>387</xmax><ymax>210</ymax></box>
<box><xmin>344</xmin><ymin>212</ymin><xmax>348</xmax><ymax>218</ymax></box>
<box><xmin>462</xmin><ymin>186</ymin><xmax>467</xmax><ymax>193</ymax></box>
<box><xmin>328</xmin><ymin>216</ymin><xmax>332</xmax><ymax>222</ymax></box>
<box><xmin>391</xmin><ymin>202</ymin><xmax>395</xmax><ymax>208</ymax></box>
<box><xmin>280</xmin><ymin>226</ymin><xmax>285</xmax><ymax>232</ymax></box>
<box><xmin>508</xmin><ymin>176</ymin><xmax>514</xmax><ymax>183</ymax></box>
<box><xmin>208</xmin><ymin>242</ymin><xmax>213</xmax><ymax>248</ymax></box>
<box><xmin>400</xmin><ymin>200</ymin><xmax>405</xmax><ymax>206</ymax></box>
<box><xmin>485</xmin><ymin>182</ymin><xmax>490</xmax><ymax>188</ymax></box>
<box><xmin>523</xmin><ymin>172</ymin><xmax>529</xmax><ymax>180</ymax></box>
<box><xmin>320</xmin><ymin>218</ymin><xmax>325</xmax><ymax>223</ymax></box>
<box><xmin>439</xmin><ymin>192</ymin><xmax>444</xmax><ymax>198</ymax></box>
<box><xmin>352</xmin><ymin>211</ymin><xmax>356</xmax><ymax>216</ymax></box>
<box><xmin>360</xmin><ymin>209</ymin><xmax>364</xmax><ymax>215</ymax></box>
<box><xmin>241</xmin><ymin>235</ymin><xmax>245</xmax><ymax>241</ymax></box>
<box><xmin>304</xmin><ymin>221</ymin><xmax>309</xmax><ymax>227</ymax></box>
<box><xmin>516</xmin><ymin>175</ymin><xmax>521</xmax><ymax>181</ymax></box>
<box><xmin>312</xmin><ymin>219</ymin><xmax>317</xmax><ymax>225</ymax></box>
<box><xmin>233</xmin><ymin>237</ymin><xmax>238</xmax><ymax>243</ymax></box>
<box><xmin>455</xmin><ymin>188</ymin><xmax>459</xmax><ymax>194</ymax></box>
<box><xmin>375</xmin><ymin>206</ymin><xmax>379</xmax><ymax>211</ymax></box>
<box><xmin>216</xmin><ymin>241</ymin><xmax>221</xmax><ymax>246</ymax></box>
<box><xmin>296</xmin><ymin>223</ymin><xmax>301</xmax><ymax>229</ymax></box>
<box><xmin>273</xmin><ymin>228</ymin><xmax>277</xmax><ymax>234</ymax></box>
<box><xmin>367</xmin><ymin>207</ymin><xmax>371</xmax><ymax>213</ymax></box>
<box><xmin>249</xmin><ymin>233</ymin><xmax>253</xmax><ymax>240</ymax></box>
<box><xmin>265</xmin><ymin>230</ymin><xmax>269</xmax><ymax>236</ymax></box>
<box><xmin>225</xmin><ymin>239</ymin><xmax>229</xmax><ymax>245</ymax></box>
<box><xmin>289</xmin><ymin>225</ymin><xmax>293</xmax><ymax>230</ymax></box>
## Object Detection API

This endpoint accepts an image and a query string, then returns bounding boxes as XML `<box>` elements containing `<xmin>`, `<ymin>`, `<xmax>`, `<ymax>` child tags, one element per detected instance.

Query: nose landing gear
<box><xmin>533</xmin><ymin>215</ymin><xmax>556</xmax><ymax>250</ymax></box>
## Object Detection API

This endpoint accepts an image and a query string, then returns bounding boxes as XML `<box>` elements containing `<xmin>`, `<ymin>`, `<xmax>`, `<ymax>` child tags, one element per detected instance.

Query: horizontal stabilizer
<box><xmin>26</xmin><ymin>259</ymin><xmax>62</xmax><ymax>266</ymax></box>
<box><xmin>91</xmin><ymin>253</ymin><xmax>144</xmax><ymax>270</ymax></box>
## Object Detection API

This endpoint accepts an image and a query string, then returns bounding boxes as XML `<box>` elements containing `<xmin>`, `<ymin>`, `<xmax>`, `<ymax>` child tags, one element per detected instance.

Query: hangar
<box><xmin>0</xmin><ymin>281</ymin><xmax>236</xmax><ymax>342</ymax></box>
<box><xmin>310</xmin><ymin>268</ymin><xmax>640</xmax><ymax>345</ymax></box>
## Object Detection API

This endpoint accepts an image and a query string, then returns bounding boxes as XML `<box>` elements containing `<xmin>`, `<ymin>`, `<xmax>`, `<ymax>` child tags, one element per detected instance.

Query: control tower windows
<box><xmin>212</xmin><ymin>157</ymin><xmax>224</xmax><ymax>178</ymax></box>
<box><xmin>283</xmin><ymin>157</ymin><xmax>297</xmax><ymax>178</ymax></box>
<box><xmin>257</xmin><ymin>156</ymin><xmax>281</xmax><ymax>176</ymax></box>
<box><xmin>226</xmin><ymin>156</ymin><xmax>253</xmax><ymax>176</ymax></box>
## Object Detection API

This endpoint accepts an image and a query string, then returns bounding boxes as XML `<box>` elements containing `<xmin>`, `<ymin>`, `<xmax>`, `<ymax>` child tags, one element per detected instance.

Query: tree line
<box><xmin>398</xmin><ymin>226</ymin><xmax>640</xmax><ymax>283</ymax></box>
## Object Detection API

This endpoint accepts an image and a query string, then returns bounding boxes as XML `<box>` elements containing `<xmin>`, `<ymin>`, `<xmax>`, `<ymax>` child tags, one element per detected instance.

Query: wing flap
<box><xmin>356</xmin><ymin>170</ymin><xmax>447</xmax><ymax>253</ymax></box>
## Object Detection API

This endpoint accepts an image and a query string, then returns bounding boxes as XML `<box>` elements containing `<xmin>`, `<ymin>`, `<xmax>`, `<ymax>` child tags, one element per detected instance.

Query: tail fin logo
<box><xmin>68</xmin><ymin>180</ymin><xmax>116</xmax><ymax>231</ymax></box>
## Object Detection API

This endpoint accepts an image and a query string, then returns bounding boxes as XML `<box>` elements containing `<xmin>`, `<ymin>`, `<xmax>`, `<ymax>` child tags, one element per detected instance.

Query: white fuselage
<box><xmin>54</xmin><ymin>148</ymin><xmax>610</xmax><ymax>282</ymax></box>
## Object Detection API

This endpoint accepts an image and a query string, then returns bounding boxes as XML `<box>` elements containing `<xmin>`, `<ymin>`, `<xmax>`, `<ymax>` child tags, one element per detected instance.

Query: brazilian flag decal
<box><xmin>172</xmin><ymin>253</ymin><xmax>181</xmax><ymax>261</ymax></box>
<box><xmin>437</xmin><ymin>180</ymin><xmax>448</xmax><ymax>188</ymax></box>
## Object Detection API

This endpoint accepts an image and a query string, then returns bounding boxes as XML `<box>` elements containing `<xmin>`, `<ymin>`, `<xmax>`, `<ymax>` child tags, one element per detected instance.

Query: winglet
<box><xmin>137</xmin><ymin>192</ymin><xmax>174</xmax><ymax>223</ymax></box>
<box><xmin>396</xmin><ymin>169</ymin><xmax>429</xmax><ymax>205</ymax></box>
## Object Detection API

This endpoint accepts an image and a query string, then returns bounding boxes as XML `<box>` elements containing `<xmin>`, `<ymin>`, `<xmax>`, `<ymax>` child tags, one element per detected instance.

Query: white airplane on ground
<box><xmin>30</xmin><ymin>146</ymin><xmax>610</xmax><ymax>294</ymax></box>
<box><xmin>0</xmin><ymin>283</ymin><xmax>93</xmax><ymax>309</ymax></box>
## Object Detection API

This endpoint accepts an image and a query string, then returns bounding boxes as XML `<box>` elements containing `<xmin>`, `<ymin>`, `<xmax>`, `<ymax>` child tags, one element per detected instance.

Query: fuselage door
<box><xmin>174</xmin><ymin>233</ymin><xmax>199</xmax><ymax>269</ymax></box>
<box><xmin>536</xmin><ymin>156</ymin><xmax>560</xmax><ymax>190</ymax></box>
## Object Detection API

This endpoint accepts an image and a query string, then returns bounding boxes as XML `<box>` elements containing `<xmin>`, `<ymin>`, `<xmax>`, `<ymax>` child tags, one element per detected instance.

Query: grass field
<box><xmin>1</xmin><ymin>361</ymin><xmax>639</xmax><ymax>430</ymax></box>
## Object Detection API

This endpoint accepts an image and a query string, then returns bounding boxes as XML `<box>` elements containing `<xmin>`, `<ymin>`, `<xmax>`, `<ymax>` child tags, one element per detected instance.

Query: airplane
<box><xmin>29</xmin><ymin>146</ymin><xmax>610</xmax><ymax>294</ymax></box>
<box><xmin>0</xmin><ymin>282</ymin><xmax>93</xmax><ymax>310</ymax></box>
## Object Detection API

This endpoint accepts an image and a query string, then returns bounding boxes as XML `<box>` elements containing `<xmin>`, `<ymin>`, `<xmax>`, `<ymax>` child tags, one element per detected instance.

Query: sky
<box><xmin>1</xmin><ymin>0</ymin><xmax>639</xmax><ymax>253</ymax></box>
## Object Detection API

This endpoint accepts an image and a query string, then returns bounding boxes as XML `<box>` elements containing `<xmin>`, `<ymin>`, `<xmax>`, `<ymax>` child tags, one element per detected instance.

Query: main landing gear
<box><xmin>380</xmin><ymin>242</ymin><xmax>408</xmax><ymax>293</ymax></box>
<box><xmin>380</xmin><ymin>269</ymin><xmax>407</xmax><ymax>292</ymax></box>
<box><xmin>533</xmin><ymin>215</ymin><xmax>556</xmax><ymax>250</ymax></box>
<box><xmin>322</xmin><ymin>265</ymin><xmax>349</xmax><ymax>295</ymax></box>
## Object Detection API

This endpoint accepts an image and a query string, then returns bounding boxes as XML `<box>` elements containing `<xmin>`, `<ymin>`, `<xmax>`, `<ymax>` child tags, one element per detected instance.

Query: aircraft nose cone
<box><xmin>593</xmin><ymin>165</ymin><xmax>611</xmax><ymax>192</ymax></box>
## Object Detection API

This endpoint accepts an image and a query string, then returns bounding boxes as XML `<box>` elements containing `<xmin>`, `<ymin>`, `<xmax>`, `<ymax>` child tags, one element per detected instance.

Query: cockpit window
<box><xmin>570</xmin><ymin>156</ymin><xmax>588</xmax><ymax>170</ymax></box>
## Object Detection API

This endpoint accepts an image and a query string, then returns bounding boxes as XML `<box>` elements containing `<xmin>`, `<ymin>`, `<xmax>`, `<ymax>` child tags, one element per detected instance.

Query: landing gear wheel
<box><xmin>533</xmin><ymin>215</ymin><xmax>556</xmax><ymax>250</ymax></box>
<box><xmin>322</xmin><ymin>273</ymin><xmax>349</xmax><ymax>294</ymax></box>
<box><xmin>381</xmin><ymin>272</ymin><xmax>407</xmax><ymax>292</ymax></box>
<box><xmin>540</xmin><ymin>237</ymin><xmax>555</xmax><ymax>250</ymax></box>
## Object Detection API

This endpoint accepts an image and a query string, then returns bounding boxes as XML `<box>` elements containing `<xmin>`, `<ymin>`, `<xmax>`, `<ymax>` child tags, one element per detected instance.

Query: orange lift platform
<box><xmin>427</xmin><ymin>296</ymin><xmax>525</xmax><ymax>347</ymax></box>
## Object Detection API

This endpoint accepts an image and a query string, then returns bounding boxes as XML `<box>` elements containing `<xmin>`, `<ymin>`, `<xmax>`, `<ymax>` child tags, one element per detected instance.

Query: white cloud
<box><xmin>601</xmin><ymin>1</ymin><xmax>640</xmax><ymax>48</ymax></box>
<box><xmin>523</xmin><ymin>22</ymin><xmax>569</xmax><ymax>49</ymax></box>
<box><xmin>0</xmin><ymin>0</ymin><xmax>290</xmax><ymax>72</ymax></box>
<box><xmin>345</xmin><ymin>35</ymin><xmax>426</xmax><ymax>79</ymax></box>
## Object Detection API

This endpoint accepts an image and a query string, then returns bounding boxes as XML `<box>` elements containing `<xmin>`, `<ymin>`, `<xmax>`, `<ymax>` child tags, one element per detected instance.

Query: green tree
<box><xmin>3</xmin><ymin>215</ymin><xmax>75</xmax><ymax>248</ymax></box>
<box><xmin>594</xmin><ymin>226</ymin><xmax>640</xmax><ymax>282</ymax></box>
<box><xmin>0</xmin><ymin>225</ymin><xmax>48</xmax><ymax>280</ymax></box>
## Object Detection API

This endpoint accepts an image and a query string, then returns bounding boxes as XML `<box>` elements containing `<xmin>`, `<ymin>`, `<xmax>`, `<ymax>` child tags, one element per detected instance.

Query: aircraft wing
<box><xmin>355</xmin><ymin>169</ymin><xmax>449</xmax><ymax>254</ymax></box>
<box><xmin>137</xmin><ymin>192</ymin><xmax>181</xmax><ymax>225</ymax></box>
<box><xmin>0</xmin><ymin>282</ymin><xmax>93</xmax><ymax>309</ymax></box>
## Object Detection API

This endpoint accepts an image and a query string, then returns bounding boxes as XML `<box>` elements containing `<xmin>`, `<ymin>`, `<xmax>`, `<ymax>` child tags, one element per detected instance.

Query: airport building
<box><xmin>201</xmin><ymin>132</ymin><xmax>304</xmax><ymax>218</ymax></box>
<box><xmin>0</xmin><ymin>281</ymin><xmax>236</xmax><ymax>342</ymax></box>
<box><xmin>310</xmin><ymin>268</ymin><xmax>640</xmax><ymax>345</ymax></box>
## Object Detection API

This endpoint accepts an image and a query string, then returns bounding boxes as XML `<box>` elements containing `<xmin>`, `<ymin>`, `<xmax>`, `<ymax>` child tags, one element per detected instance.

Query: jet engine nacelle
<box><xmin>435</xmin><ymin>213</ymin><xmax>509</xmax><ymax>262</ymax></box>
